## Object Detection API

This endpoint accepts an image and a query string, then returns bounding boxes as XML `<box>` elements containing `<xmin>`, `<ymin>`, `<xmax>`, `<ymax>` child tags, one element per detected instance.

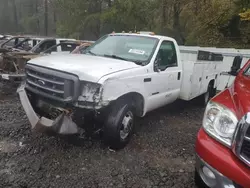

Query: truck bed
<box><xmin>179</xmin><ymin>49</ymin><xmax>223</xmax><ymax>101</ymax></box>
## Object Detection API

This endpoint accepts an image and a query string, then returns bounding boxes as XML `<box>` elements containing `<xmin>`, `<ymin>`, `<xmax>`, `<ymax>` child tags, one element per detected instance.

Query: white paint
<box><xmin>28</xmin><ymin>54</ymin><xmax>139</xmax><ymax>83</ymax></box>
<box><xmin>180</xmin><ymin>46</ymin><xmax>250</xmax><ymax>91</ymax></box>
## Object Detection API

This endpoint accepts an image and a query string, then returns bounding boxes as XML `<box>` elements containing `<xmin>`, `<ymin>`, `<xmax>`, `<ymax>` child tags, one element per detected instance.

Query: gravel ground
<box><xmin>0</xmin><ymin>84</ymin><xmax>204</xmax><ymax>188</ymax></box>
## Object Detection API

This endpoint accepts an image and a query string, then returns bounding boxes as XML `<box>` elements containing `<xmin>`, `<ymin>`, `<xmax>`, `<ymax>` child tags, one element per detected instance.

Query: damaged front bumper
<box><xmin>17</xmin><ymin>85</ymin><xmax>79</xmax><ymax>135</ymax></box>
<box><xmin>0</xmin><ymin>73</ymin><xmax>25</xmax><ymax>82</ymax></box>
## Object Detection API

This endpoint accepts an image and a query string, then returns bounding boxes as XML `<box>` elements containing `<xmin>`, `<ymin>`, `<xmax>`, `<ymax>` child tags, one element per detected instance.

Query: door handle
<box><xmin>178</xmin><ymin>72</ymin><xmax>181</xmax><ymax>80</ymax></box>
<box><xmin>144</xmin><ymin>78</ymin><xmax>151</xmax><ymax>82</ymax></box>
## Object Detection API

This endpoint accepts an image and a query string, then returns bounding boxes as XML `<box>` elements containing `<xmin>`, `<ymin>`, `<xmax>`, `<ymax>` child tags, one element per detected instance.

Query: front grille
<box><xmin>241</xmin><ymin>139</ymin><xmax>250</xmax><ymax>162</ymax></box>
<box><xmin>234</xmin><ymin>115</ymin><xmax>250</xmax><ymax>167</ymax></box>
<box><xmin>246</xmin><ymin>127</ymin><xmax>250</xmax><ymax>137</ymax></box>
<box><xmin>25</xmin><ymin>64</ymin><xmax>80</xmax><ymax>102</ymax></box>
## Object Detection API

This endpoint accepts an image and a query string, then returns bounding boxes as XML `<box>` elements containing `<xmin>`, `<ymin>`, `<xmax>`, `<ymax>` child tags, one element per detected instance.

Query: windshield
<box><xmin>83</xmin><ymin>35</ymin><xmax>159</xmax><ymax>64</ymax></box>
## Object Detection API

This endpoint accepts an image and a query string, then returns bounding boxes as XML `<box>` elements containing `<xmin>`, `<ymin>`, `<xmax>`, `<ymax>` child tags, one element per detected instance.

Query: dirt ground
<box><xmin>0</xmin><ymin>84</ymin><xmax>204</xmax><ymax>188</ymax></box>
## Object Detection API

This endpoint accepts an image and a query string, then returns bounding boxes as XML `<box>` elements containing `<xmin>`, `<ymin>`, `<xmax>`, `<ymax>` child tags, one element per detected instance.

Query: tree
<box><xmin>1</xmin><ymin>0</ymin><xmax>250</xmax><ymax>48</ymax></box>
<box><xmin>44</xmin><ymin>0</ymin><xmax>48</xmax><ymax>35</ymax></box>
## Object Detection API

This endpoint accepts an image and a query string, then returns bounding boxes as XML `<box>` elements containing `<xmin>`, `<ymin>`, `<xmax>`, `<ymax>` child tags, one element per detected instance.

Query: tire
<box><xmin>195</xmin><ymin>170</ymin><xmax>209</xmax><ymax>188</ymax></box>
<box><xmin>104</xmin><ymin>99</ymin><xmax>135</xmax><ymax>150</ymax></box>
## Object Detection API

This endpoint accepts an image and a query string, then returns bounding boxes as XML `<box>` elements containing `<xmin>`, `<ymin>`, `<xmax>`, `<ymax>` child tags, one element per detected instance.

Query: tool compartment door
<box><xmin>190</xmin><ymin>63</ymin><xmax>204</xmax><ymax>99</ymax></box>
<box><xmin>200</xmin><ymin>62</ymin><xmax>218</xmax><ymax>94</ymax></box>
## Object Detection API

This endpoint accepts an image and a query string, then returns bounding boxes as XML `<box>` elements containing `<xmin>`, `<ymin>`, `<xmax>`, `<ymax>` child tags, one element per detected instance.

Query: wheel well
<box><xmin>208</xmin><ymin>79</ymin><xmax>217</xmax><ymax>97</ymax></box>
<box><xmin>209</xmin><ymin>79</ymin><xmax>215</xmax><ymax>88</ymax></box>
<box><xmin>116</xmin><ymin>92</ymin><xmax>145</xmax><ymax>117</ymax></box>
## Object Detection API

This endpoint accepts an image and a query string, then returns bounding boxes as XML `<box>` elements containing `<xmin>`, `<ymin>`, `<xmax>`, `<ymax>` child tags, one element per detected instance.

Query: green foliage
<box><xmin>1</xmin><ymin>0</ymin><xmax>250</xmax><ymax>48</ymax></box>
<box><xmin>240</xmin><ymin>9</ymin><xmax>250</xmax><ymax>20</ymax></box>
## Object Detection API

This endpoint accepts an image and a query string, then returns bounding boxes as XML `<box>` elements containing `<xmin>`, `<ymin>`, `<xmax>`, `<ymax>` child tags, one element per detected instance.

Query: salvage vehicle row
<box><xmin>0</xmin><ymin>35</ymin><xmax>94</xmax><ymax>82</ymax></box>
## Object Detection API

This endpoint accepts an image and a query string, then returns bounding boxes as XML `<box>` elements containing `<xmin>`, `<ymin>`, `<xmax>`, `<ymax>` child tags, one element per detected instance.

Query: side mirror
<box><xmin>154</xmin><ymin>58</ymin><xmax>161</xmax><ymax>72</ymax></box>
<box><xmin>229</xmin><ymin>56</ymin><xmax>243</xmax><ymax>76</ymax></box>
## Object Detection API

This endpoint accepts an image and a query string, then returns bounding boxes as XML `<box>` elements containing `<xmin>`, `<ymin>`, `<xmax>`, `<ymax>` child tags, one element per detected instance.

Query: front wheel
<box><xmin>104</xmin><ymin>99</ymin><xmax>135</xmax><ymax>150</ymax></box>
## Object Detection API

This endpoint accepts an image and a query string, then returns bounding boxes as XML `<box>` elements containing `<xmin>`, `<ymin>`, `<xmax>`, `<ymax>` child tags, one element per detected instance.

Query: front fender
<box><xmin>211</xmin><ymin>88</ymin><xmax>240</xmax><ymax>119</ymax></box>
<box><xmin>100</xmin><ymin>77</ymin><xmax>148</xmax><ymax>116</ymax></box>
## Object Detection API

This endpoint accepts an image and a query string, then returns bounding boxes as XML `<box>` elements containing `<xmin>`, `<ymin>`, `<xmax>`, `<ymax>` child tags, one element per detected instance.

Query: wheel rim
<box><xmin>120</xmin><ymin>111</ymin><xmax>133</xmax><ymax>140</ymax></box>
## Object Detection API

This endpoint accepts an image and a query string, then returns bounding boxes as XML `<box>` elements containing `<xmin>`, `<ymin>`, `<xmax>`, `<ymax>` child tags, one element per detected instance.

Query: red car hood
<box><xmin>212</xmin><ymin>61</ymin><xmax>250</xmax><ymax>119</ymax></box>
<box><xmin>232</xmin><ymin>73</ymin><xmax>250</xmax><ymax>117</ymax></box>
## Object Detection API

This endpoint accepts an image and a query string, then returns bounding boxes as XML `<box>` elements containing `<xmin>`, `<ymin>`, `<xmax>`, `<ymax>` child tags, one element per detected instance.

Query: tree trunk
<box><xmin>11</xmin><ymin>0</ymin><xmax>19</xmax><ymax>32</ymax></box>
<box><xmin>195</xmin><ymin>0</ymin><xmax>199</xmax><ymax>15</ymax></box>
<box><xmin>173</xmin><ymin>1</ymin><xmax>185</xmax><ymax>44</ymax></box>
<box><xmin>161</xmin><ymin>0</ymin><xmax>167</xmax><ymax>34</ymax></box>
<box><xmin>35</xmin><ymin>0</ymin><xmax>40</xmax><ymax>34</ymax></box>
<box><xmin>44</xmin><ymin>0</ymin><xmax>48</xmax><ymax>36</ymax></box>
<box><xmin>53</xmin><ymin>7</ymin><xmax>57</xmax><ymax>35</ymax></box>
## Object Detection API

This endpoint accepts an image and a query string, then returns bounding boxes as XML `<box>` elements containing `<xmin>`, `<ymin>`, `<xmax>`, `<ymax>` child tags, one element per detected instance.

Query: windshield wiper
<box><xmin>103</xmin><ymin>54</ymin><xmax>128</xmax><ymax>61</ymax></box>
<box><xmin>103</xmin><ymin>54</ymin><xmax>143</xmax><ymax>65</ymax></box>
<box><xmin>87</xmin><ymin>50</ymin><xmax>97</xmax><ymax>56</ymax></box>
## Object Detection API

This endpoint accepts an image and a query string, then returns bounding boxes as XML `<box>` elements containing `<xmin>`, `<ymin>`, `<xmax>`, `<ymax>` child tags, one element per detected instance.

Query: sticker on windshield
<box><xmin>128</xmin><ymin>49</ymin><xmax>145</xmax><ymax>55</ymax></box>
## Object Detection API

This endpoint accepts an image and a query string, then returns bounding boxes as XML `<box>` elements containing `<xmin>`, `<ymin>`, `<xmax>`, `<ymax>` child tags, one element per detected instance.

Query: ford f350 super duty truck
<box><xmin>195</xmin><ymin>58</ymin><xmax>250</xmax><ymax>188</ymax></box>
<box><xmin>17</xmin><ymin>32</ymin><xmax>224</xmax><ymax>149</ymax></box>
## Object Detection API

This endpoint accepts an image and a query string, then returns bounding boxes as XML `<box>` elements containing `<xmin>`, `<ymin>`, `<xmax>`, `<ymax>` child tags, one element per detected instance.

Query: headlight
<box><xmin>79</xmin><ymin>82</ymin><xmax>102</xmax><ymax>102</ymax></box>
<box><xmin>203</xmin><ymin>101</ymin><xmax>238</xmax><ymax>147</ymax></box>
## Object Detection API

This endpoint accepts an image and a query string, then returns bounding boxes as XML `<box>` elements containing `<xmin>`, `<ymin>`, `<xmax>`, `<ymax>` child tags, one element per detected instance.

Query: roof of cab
<box><xmin>10</xmin><ymin>35</ymin><xmax>76</xmax><ymax>41</ymax></box>
<box><xmin>109</xmin><ymin>33</ymin><xmax>175</xmax><ymax>41</ymax></box>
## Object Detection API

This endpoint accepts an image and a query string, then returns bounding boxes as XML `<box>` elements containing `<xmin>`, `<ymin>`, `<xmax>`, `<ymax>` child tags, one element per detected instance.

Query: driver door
<box><xmin>146</xmin><ymin>40</ymin><xmax>182</xmax><ymax>112</ymax></box>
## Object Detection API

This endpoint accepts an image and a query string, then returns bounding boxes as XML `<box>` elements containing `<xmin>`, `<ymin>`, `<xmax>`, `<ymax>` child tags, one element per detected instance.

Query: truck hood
<box><xmin>28</xmin><ymin>54</ymin><xmax>139</xmax><ymax>82</ymax></box>
<box><xmin>213</xmin><ymin>73</ymin><xmax>250</xmax><ymax>120</ymax></box>
<box><xmin>233</xmin><ymin>74</ymin><xmax>250</xmax><ymax>117</ymax></box>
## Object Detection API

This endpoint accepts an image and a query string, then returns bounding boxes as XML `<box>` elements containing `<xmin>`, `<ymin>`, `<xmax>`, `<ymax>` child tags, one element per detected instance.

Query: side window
<box><xmin>33</xmin><ymin>40</ymin><xmax>56</xmax><ymax>53</ymax></box>
<box><xmin>41</xmin><ymin>40</ymin><xmax>57</xmax><ymax>52</ymax></box>
<box><xmin>44</xmin><ymin>40</ymin><xmax>57</xmax><ymax>51</ymax></box>
<box><xmin>47</xmin><ymin>45</ymin><xmax>57</xmax><ymax>53</ymax></box>
<box><xmin>3</xmin><ymin>38</ymin><xmax>15</xmax><ymax>47</ymax></box>
<box><xmin>155</xmin><ymin>41</ymin><xmax>177</xmax><ymax>71</ymax></box>
<box><xmin>61</xmin><ymin>43</ymin><xmax>77</xmax><ymax>52</ymax></box>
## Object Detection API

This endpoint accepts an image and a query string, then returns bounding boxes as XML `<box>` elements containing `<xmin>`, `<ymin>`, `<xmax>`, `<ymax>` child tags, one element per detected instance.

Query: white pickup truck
<box><xmin>17</xmin><ymin>32</ymin><xmax>223</xmax><ymax>149</ymax></box>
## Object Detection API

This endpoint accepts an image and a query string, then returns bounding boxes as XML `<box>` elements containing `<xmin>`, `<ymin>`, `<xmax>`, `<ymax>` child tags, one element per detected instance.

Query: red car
<box><xmin>195</xmin><ymin>57</ymin><xmax>250</xmax><ymax>188</ymax></box>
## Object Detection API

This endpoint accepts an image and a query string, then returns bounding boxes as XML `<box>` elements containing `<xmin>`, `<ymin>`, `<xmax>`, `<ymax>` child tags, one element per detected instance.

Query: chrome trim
<box><xmin>26</xmin><ymin>70</ymin><xmax>65</xmax><ymax>85</ymax></box>
<box><xmin>25</xmin><ymin>64</ymin><xmax>80</xmax><ymax>102</ymax></box>
<box><xmin>232</xmin><ymin>112</ymin><xmax>250</xmax><ymax>167</ymax></box>
<box><xmin>244</xmin><ymin>136</ymin><xmax>250</xmax><ymax>142</ymax></box>
<box><xmin>27</xmin><ymin>80</ymin><xmax>64</xmax><ymax>94</ymax></box>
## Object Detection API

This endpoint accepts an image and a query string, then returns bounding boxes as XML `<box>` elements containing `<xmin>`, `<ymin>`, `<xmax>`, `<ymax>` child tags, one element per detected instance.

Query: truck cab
<box><xmin>42</xmin><ymin>41</ymin><xmax>82</xmax><ymax>55</ymax></box>
<box><xmin>30</xmin><ymin>38</ymin><xmax>76</xmax><ymax>54</ymax></box>
<box><xmin>195</xmin><ymin>59</ymin><xmax>250</xmax><ymax>187</ymax></box>
<box><xmin>17</xmin><ymin>32</ymin><xmax>223</xmax><ymax>149</ymax></box>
